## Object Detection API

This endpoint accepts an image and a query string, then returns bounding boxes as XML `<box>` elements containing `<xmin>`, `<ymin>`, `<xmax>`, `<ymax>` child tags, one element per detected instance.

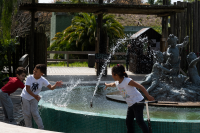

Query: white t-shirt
<box><xmin>21</xmin><ymin>75</ymin><xmax>50</xmax><ymax>100</ymax></box>
<box><xmin>115</xmin><ymin>77</ymin><xmax>144</xmax><ymax>107</ymax></box>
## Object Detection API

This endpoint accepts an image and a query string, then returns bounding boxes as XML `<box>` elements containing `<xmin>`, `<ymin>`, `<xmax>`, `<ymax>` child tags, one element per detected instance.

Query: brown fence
<box><xmin>47</xmin><ymin>51</ymin><xmax>126</xmax><ymax>67</ymax></box>
<box><xmin>170</xmin><ymin>0</ymin><xmax>200</xmax><ymax>72</ymax></box>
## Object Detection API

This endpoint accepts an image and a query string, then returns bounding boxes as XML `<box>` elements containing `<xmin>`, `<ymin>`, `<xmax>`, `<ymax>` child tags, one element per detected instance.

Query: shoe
<box><xmin>9</xmin><ymin>120</ymin><xmax>17</xmax><ymax>125</ymax></box>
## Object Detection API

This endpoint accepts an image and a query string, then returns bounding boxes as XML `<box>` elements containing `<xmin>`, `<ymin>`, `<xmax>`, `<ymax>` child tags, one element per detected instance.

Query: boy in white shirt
<box><xmin>21</xmin><ymin>64</ymin><xmax>62</xmax><ymax>129</ymax></box>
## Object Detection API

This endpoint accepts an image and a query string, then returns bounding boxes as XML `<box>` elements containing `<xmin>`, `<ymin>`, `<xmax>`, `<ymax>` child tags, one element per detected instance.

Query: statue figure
<box><xmin>187</xmin><ymin>52</ymin><xmax>200</xmax><ymax>85</ymax></box>
<box><xmin>164</xmin><ymin>34</ymin><xmax>189</xmax><ymax>76</ymax></box>
<box><xmin>141</xmin><ymin>51</ymin><xmax>172</xmax><ymax>92</ymax></box>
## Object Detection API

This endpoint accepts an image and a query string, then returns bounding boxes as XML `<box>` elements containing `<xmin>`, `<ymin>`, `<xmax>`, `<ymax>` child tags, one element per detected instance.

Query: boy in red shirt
<box><xmin>0</xmin><ymin>67</ymin><xmax>26</xmax><ymax>125</ymax></box>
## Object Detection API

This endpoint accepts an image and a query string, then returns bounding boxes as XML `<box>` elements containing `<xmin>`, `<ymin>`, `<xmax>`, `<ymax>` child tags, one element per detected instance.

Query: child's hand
<box><xmin>104</xmin><ymin>83</ymin><xmax>108</xmax><ymax>90</ymax></box>
<box><xmin>55</xmin><ymin>81</ymin><xmax>63</xmax><ymax>87</ymax></box>
<box><xmin>35</xmin><ymin>95</ymin><xmax>41</xmax><ymax>102</ymax></box>
<box><xmin>147</xmin><ymin>95</ymin><xmax>155</xmax><ymax>101</ymax></box>
<box><xmin>1</xmin><ymin>81</ymin><xmax>5</xmax><ymax>86</ymax></box>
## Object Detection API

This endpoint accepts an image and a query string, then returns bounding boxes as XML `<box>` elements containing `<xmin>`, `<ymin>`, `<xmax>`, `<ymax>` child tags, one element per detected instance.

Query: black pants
<box><xmin>126</xmin><ymin>55</ymin><xmax>130</xmax><ymax>71</ymax></box>
<box><xmin>126</xmin><ymin>100</ymin><xmax>149</xmax><ymax>133</ymax></box>
<box><xmin>126</xmin><ymin>63</ymin><xmax>129</xmax><ymax>71</ymax></box>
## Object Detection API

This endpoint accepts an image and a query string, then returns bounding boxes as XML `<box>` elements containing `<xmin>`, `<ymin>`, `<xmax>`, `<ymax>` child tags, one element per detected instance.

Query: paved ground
<box><xmin>0</xmin><ymin>67</ymin><xmax>146</xmax><ymax>131</ymax></box>
<box><xmin>46</xmin><ymin>67</ymin><xmax>146</xmax><ymax>82</ymax></box>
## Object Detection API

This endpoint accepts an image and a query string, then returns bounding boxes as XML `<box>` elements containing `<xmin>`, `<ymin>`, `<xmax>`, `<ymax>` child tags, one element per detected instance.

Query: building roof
<box><xmin>130</xmin><ymin>28</ymin><xmax>150</xmax><ymax>39</ymax></box>
<box><xmin>130</xmin><ymin>28</ymin><xmax>161</xmax><ymax>39</ymax></box>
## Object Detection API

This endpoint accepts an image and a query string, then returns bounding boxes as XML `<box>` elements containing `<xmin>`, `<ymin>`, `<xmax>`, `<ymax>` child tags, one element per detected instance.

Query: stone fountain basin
<box><xmin>34</xmin><ymin>84</ymin><xmax>200</xmax><ymax>132</ymax></box>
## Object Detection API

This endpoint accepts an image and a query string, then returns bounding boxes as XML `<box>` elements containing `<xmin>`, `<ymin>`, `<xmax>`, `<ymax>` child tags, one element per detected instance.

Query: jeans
<box><xmin>126</xmin><ymin>99</ymin><xmax>149</xmax><ymax>133</ymax></box>
<box><xmin>0</xmin><ymin>90</ymin><xmax>14</xmax><ymax>121</ymax></box>
<box><xmin>21</xmin><ymin>97</ymin><xmax>44</xmax><ymax>129</ymax></box>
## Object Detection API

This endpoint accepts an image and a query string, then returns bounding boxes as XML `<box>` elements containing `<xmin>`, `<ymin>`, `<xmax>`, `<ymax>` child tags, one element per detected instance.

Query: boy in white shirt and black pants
<box><xmin>21</xmin><ymin>64</ymin><xmax>62</xmax><ymax>129</ymax></box>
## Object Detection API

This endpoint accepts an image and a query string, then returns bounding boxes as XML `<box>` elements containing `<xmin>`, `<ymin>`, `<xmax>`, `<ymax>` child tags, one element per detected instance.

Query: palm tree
<box><xmin>49</xmin><ymin>13</ymin><xmax>124</xmax><ymax>53</ymax></box>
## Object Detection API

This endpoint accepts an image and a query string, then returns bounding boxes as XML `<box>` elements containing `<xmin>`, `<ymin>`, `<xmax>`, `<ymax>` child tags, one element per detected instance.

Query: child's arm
<box><xmin>1</xmin><ymin>77</ymin><xmax>9</xmax><ymax>85</ymax></box>
<box><xmin>128</xmin><ymin>80</ymin><xmax>155</xmax><ymax>101</ymax></box>
<box><xmin>105</xmin><ymin>82</ymin><xmax>116</xmax><ymax>90</ymax></box>
<box><xmin>189</xmin><ymin>57</ymin><xmax>200</xmax><ymax>68</ymax></box>
<box><xmin>47</xmin><ymin>81</ymin><xmax>63</xmax><ymax>90</ymax></box>
<box><xmin>26</xmin><ymin>85</ymin><xmax>41</xmax><ymax>101</ymax></box>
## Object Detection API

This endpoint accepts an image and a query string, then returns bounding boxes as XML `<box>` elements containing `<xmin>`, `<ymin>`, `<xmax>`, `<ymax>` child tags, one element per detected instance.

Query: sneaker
<box><xmin>9</xmin><ymin>120</ymin><xmax>17</xmax><ymax>125</ymax></box>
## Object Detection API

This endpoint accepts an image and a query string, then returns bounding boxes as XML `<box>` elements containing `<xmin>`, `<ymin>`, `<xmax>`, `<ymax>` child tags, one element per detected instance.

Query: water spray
<box><xmin>90</xmin><ymin>40</ymin><xmax>124</xmax><ymax>108</ymax></box>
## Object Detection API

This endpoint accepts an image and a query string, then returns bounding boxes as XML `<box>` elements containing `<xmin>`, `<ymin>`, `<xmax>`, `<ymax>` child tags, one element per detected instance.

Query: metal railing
<box><xmin>47</xmin><ymin>51</ymin><xmax>126</xmax><ymax>67</ymax></box>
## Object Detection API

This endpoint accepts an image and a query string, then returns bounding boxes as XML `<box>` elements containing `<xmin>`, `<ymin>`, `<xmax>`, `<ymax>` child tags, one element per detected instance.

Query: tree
<box><xmin>183</xmin><ymin>0</ymin><xmax>195</xmax><ymax>2</ymax></box>
<box><xmin>154</xmin><ymin>0</ymin><xmax>171</xmax><ymax>5</ymax></box>
<box><xmin>48</xmin><ymin>13</ymin><xmax>124</xmax><ymax>58</ymax></box>
<box><xmin>148</xmin><ymin>0</ymin><xmax>155</xmax><ymax>5</ymax></box>
<box><xmin>0</xmin><ymin>0</ymin><xmax>18</xmax><ymax>41</ymax></box>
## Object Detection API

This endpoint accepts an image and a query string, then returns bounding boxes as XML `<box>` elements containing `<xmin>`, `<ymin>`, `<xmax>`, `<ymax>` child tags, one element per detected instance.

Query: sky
<box><xmin>39</xmin><ymin>0</ymin><xmax>183</xmax><ymax>4</ymax></box>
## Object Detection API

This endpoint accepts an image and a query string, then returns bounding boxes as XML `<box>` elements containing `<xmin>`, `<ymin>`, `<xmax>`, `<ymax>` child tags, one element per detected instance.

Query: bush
<box><xmin>0</xmin><ymin>37</ymin><xmax>18</xmax><ymax>81</ymax></box>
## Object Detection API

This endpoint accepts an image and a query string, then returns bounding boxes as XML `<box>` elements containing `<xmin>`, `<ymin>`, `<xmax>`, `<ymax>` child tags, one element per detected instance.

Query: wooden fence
<box><xmin>47</xmin><ymin>51</ymin><xmax>126</xmax><ymax>67</ymax></box>
<box><xmin>170</xmin><ymin>0</ymin><xmax>200</xmax><ymax>72</ymax></box>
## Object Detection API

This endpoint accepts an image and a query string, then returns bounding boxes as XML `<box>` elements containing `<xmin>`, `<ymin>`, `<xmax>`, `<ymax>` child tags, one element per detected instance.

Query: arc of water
<box><xmin>90</xmin><ymin>40</ymin><xmax>124</xmax><ymax>107</ymax></box>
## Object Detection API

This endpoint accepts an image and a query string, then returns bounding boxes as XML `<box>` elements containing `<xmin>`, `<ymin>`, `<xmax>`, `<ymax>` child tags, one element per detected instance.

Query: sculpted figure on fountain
<box><xmin>187</xmin><ymin>52</ymin><xmax>200</xmax><ymax>85</ymax></box>
<box><xmin>141</xmin><ymin>51</ymin><xmax>172</xmax><ymax>92</ymax></box>
<box><xmin>163</xmin><ymin>34</ymin><xmax>189</xmax><ymax>76</ymax></box>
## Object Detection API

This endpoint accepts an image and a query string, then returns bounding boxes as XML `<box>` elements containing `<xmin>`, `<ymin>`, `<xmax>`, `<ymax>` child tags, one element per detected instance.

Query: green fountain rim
<box><xmin>38</xmin><ymin>99</ymin><xmax>200</xmax><ymax>123</ymax></box>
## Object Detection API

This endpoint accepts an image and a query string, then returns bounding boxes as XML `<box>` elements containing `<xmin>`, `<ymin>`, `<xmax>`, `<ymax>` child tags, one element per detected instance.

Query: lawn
<box><xmin>47</xmin><ymin>62</ymin><xmax>126</xmax><ymax>67</ymax></box>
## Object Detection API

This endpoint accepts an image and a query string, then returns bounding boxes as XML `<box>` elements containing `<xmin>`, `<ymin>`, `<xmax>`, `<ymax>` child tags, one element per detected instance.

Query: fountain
<box><xmin>34</xmin><ymin>35</ymin><xmax>200</xmax><ymax>133</ymax></box>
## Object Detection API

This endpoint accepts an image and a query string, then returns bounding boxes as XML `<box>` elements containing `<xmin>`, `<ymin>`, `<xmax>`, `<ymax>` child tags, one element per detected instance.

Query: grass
<box><xmin>47</xmin><ymin>62</ymin><xmax>88</xmax><ymax>67</ymax></box>
<box><xmin>47</xmin><ymin>62</ymin><xmax>126</xmax><ymax>67</ymax></box>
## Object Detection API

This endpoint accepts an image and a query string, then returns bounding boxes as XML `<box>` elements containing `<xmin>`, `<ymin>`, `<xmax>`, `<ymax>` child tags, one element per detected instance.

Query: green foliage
<box><xmin>49</xmin><ymin>13</ymin><xmax>124</xmax><ymax>58</ymax></box>
<box><xmin>47</xmin><ymin>61</ymin><xmax>125</xmax><ymax>67</ymax></box>
<box><xmin>0</xmin><ymin>0</ymin><xmax>19</xmax><ymax>82</ymax></box>
<box><xmin>47</xmin><ymin>62</ymin><xmax>88</xmax><ymax>67</ymax></box>
<box><xmin>154</xmin><ymin>0</ymin><xmax>171</xmax><ymax>5</ymax></box>
<box><xmin>0</xmin><ymin>0</ymin><xmax>18</xmax><ymax>40</ymax></box>
<box><xmin>148</xmin><ymin>0</ymin><xmax>155</xmax><ymax>5</ymax></box>
<box><xmin>183</xmin><ymin>0</ymin><xmax>195</xmax><ymax>2</ymax></box>
<box><xmin>109</xmin><ymin>63</ymin><xmax>126</xmax><ymax>68</ymax></box>
<box><xmin>0</xmin><ymin>37</ymin><xmax>18</xmax><ymax>81</ymax></box>
<box><xmin>151</xmin><ymin>26</ymin><xmax>162</xmax><ymax>34</ymax></box>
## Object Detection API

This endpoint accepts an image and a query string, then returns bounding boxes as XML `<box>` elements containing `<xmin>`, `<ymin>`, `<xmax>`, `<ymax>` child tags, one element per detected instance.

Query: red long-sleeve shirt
<box><xmin>1</xmin><ymin>77</ymin><xmax>25</xmax><ymax>95</ymax></box>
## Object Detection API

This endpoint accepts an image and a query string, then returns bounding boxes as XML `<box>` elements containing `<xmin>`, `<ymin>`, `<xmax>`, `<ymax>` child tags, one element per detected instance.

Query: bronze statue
<box><xmin>187</xmin><ymin>52</ymin><xmax>200</xmax><ymax>85</ymax></box>
<box><xmin>164</xmin><ymin>34</ymin><xmax>189</xmax><ymax>76</ymax></box>
<box><xmin>141</xmin><ymin>51</ymin><xmax>172</xmax><ymax>92</ymax></box>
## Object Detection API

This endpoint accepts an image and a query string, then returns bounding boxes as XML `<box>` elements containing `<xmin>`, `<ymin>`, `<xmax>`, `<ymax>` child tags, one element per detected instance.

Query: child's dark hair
<box><xmin>35</xmin><ymin>64</ymin><xmax>46</xmax><ymax>74</ymax></box>
<box><xmin>112</xmin><ymin>64</ymin><xmax>128</xmax><ymax>78</ymax></box>
<box><xmin>15</xmin><ymin>67</ymin><xmax>27</xmax><ymax>75</ymax></box>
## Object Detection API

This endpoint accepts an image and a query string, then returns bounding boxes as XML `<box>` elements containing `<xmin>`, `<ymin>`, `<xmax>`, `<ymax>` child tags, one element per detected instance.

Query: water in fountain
<box><xmin>40</xmin><ymin>78</ymin><xmax>82</xmax><ymax>107</ymax></box>
<box><xmin>39</xmin><ymin>84</ymin><xmax>200</xmax><ymax>120</ymax></box>
<box><xmin>38</xmin><ymin>36</ymin><xmax>200</xmax><ymax>121</ymax></box>
<box><xmin>90</xmin><ymin>36</ymin><xmax>151</xmax><ymax>107</ymax></box>
<box><xmin>90</xmin><ymin>39</ymin><xmax>127</xmax><ymax>107</ymax></box>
